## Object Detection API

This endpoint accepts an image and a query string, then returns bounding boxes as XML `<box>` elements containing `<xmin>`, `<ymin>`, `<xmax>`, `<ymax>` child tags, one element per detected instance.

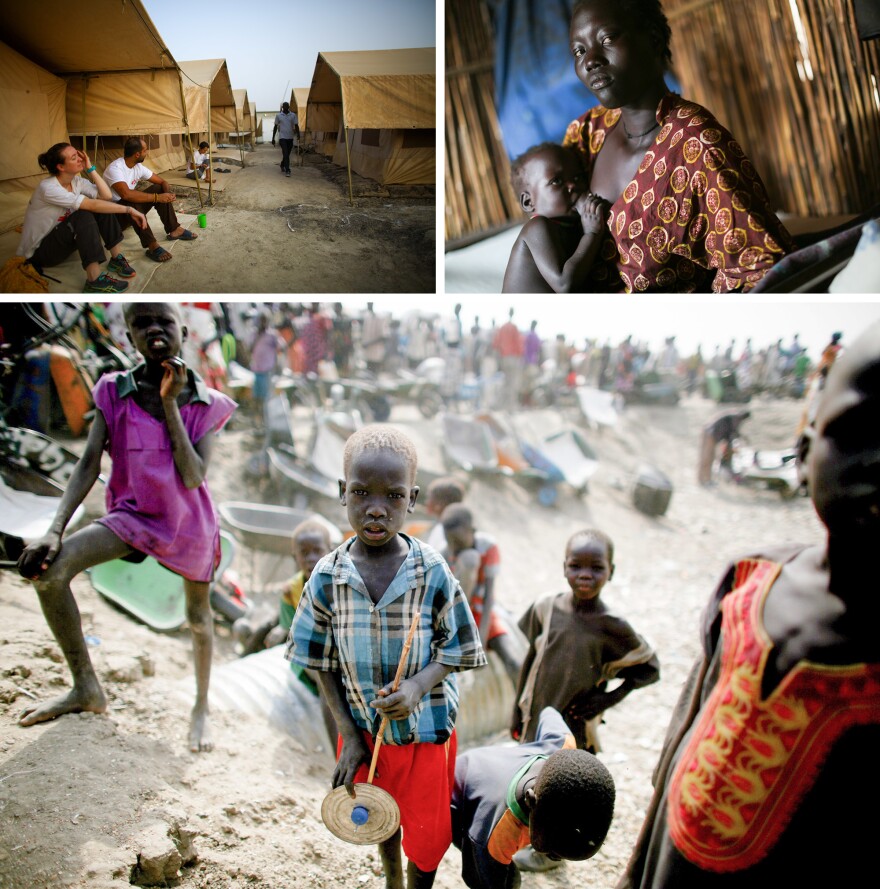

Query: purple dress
<box><xmin>93</xmin><ymin>370</ymin><xmax>236</xmax><ymax>582</ymax></box>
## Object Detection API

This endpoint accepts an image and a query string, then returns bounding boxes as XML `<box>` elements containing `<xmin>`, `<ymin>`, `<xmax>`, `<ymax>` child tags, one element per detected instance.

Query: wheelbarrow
<box><xmin>88</xmin><ymin>530</ymin><xmax>239</xmax><ymax>631</ymax></box>
<box><xmin>218</xmin><ymin>501</ymin><xmax>343</xmax><ymax>588</ymax></box>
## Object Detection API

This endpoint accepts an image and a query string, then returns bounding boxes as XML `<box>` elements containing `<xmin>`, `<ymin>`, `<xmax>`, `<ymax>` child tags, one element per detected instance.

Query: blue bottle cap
<box><xmin>350</xmin><ymin>805</ymin><xmax>369</xmax><ymax>825</ymax></box>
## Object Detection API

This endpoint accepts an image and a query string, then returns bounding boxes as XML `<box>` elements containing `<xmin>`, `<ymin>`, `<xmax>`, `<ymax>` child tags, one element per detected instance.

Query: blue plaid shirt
<box><xmin>287</xmin><ymin>534</ymin><xmax>487</xmax><ymax>745</ymax></box>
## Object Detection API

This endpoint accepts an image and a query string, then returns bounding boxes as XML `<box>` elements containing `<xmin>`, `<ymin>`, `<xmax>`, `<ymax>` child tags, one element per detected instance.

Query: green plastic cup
<box><xmin>197</xmin><ymin>213</ymin><xmax>207</xmax><ymax>228</ymax></box>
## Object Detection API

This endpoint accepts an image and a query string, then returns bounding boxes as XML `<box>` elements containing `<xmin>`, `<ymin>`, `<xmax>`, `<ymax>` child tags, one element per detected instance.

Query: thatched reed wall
<box><xmin>666</xmin><ymin>0</ymin><xmax>880</xmax><ymax>217</ymax></box>
<box><xmin>445</xmin><ymin>0</ymin><xmax>521</xmax><ymax>245</ymax></box>
<box><xmin>445</xmin><ymin>0</ymin><xmax>880</xmax><ymax>245</ymax></box>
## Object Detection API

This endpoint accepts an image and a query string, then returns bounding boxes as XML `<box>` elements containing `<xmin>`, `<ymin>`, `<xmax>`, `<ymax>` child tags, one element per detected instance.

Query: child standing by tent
<box><xmin>17</xmin><ymin>303</ymin><xmax>236</xmax><ymax>753</ymax></box>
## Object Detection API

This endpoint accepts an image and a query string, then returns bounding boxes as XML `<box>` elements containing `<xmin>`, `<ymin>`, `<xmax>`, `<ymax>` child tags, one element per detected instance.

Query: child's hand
<box><xmin>333</xmin><ymin>733</ymin><xmax>371</xmax><ymax>796</ymax></box>
<box><xmin>564</xmin><ymin>692</ymin><xmax>606</xmax><ymax>722</ymax></box>
<box><xmin>17</xmin><ymin>533</ymin><xmax>62</xmax><ymax>580</ymax></box>
<box><xmin>370</xmin><ymin>678</ymin><xmax>421</xmax><ymax>720</ymax></box>
<box><xmin>575</xmin><ymin>192</ymin><xmax>611</xmax><ymax>234</ymax></box>
<box><xmin>160</xmin><ymin>356</ymin><xmax>187</xmax><ymax>399</ymax></box>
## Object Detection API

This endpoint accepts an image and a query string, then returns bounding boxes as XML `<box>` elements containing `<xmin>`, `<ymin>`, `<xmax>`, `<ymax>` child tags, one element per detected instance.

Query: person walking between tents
<box><xmin>272</xmin><ymin>102</ymin><xmax>301</xmax><ymax>177</ymax></box>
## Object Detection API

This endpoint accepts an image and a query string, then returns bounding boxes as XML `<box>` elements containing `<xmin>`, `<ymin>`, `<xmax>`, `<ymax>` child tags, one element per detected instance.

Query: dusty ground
<box><xmin>142</xmin><ymin>145</ymin><xmax>435</xmax><ymax>294</ymax></box>
<box><xmin>0</xmin><ymin>392</ymin><xmax>823</xmax><ymax>889</ymax></box>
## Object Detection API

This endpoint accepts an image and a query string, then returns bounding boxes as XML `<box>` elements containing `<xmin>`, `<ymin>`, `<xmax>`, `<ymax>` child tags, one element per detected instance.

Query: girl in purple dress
<box><xmin>17</xmin><ymin>303</ymin><xmax>236</xmax><ymax>753</ymax></box>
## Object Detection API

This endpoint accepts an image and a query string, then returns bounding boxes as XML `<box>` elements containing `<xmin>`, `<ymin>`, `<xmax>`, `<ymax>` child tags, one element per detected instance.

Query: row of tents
<box><xmin>0</xmin><ymin>0</ymin><xmax>436</xmax><ymax>232</ymax></box>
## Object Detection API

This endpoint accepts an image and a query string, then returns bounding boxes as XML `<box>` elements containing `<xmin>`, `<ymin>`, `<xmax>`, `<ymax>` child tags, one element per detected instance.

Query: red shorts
<box><xmin>339</xmin><ymin>730</ymin><xmax>457</xmax><ymax>871</ymax></box>
<box><xmin>472</xmin><ymin>595</ymin><xmax>507</xmax><ymax>642</ymax></box>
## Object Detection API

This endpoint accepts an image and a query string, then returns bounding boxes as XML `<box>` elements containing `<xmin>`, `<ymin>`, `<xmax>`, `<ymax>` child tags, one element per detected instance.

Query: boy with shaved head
<box><xmin>288</xmin><ymin>424</ymin><xmax>486</xmax><ymax>889</ymax></box>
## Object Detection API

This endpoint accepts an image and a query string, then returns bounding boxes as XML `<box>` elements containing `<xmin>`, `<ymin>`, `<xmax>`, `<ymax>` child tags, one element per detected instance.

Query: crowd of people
<box><xmin>173</xmin><ymin>302</ymin><xmax>819</xmax><ymax>416</ymax></box>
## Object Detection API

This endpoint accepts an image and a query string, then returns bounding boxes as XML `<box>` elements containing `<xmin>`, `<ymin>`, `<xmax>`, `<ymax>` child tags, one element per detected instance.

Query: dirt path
<box><xmin>0</xmin><ymin>394</ymin><xmax>822</xmax><ymax>889</ymax></box>
<box><xmin>143</xmin><ymin>145</ymin><xmax>435</xmax><ymax>294</ymax></box>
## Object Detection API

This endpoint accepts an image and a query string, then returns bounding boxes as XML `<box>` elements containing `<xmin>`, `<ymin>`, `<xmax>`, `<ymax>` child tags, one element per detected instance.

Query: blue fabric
<box><xmin>287</xmin><ymin>534</ymin><xmax>487</xmax><ymax>745</ymax></box>
<box><xmin>489</xmin><ymin>0</ymin><xmax>590</xmax><ymax>159</ymax></box>
<box><xmin>487</xmin><ymin>0</ymin><xmax>681</xmax><ymax>160</ymax></box>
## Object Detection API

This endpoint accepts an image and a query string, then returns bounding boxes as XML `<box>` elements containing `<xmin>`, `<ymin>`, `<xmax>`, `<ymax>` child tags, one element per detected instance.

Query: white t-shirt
<box><xmin>102</xmin><ymin>157</ymin><xmax>153</xmax><ymax>202</ymax></box>
<box><xmin>17</xmin><ymin>176</ymin><xmax>99</xmax><ymax>259</ymax></box>
<box><xmin>187</xmin><ymin>149</ymin><xmax>209</xmax><ymax>174</ymax></box>
<box><xmin>274</xmin><ymin>111</ymin><xmax>299</xmax><ymax>141</ymax></box>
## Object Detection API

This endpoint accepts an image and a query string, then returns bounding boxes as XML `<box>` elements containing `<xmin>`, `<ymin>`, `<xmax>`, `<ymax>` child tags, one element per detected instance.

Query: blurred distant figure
<box><xmin>492</xmin><ymin>308</ymin><xmax>524</xmax><ymax>411</ymax></box>
<box><xmin>360</xmin><ymin>302</ymin><xmax>388</xmax><ymax>374</ymax></box>
<box><xmin>697</xmin><ymin>408</ymin><xmax>751</xmax><ymax>486</ymax></box>
<box><xmin>248</xmin><ymin>312</ymin><xmax>283</xmax><ymax>430</ymax></box>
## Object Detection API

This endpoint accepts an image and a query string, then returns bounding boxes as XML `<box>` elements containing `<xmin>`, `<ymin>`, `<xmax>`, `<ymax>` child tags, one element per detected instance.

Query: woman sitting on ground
<box><xmin>563</xmin><ymin>0</ymin><xmax>795</xmax><ymax>292</ymax></box>
<box><xmin>16</xmin><ymin>142</ymin><xmax>148</xmax><ymax>294</ymax></box>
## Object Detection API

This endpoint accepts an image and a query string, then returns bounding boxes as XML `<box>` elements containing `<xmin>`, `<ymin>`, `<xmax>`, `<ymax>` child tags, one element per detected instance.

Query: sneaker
<box><xmin>83</xmin><ymin>272</ymin><xmax>128</xmax><ymax>294</ymax></box>
<box><xmin>512</xmin><ymin>847</ymin><xmax>563</xmax><ymax>873</ymax></box>
<box><xmin>286</xmin><ymin>171</ymin><xmax>291</xmax><ymax>177</ymax></box>
<box><xmin>107</xmin><ymin>253</ymin><xmax>136</xmax><ymax>278</ymax></box>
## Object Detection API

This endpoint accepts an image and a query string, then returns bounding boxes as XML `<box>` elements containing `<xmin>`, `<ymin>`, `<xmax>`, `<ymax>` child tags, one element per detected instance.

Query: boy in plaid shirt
<box><xmin>288</xmin><ymin>425</ymin><xmax>486</xmax><ymax>889</ymax></box>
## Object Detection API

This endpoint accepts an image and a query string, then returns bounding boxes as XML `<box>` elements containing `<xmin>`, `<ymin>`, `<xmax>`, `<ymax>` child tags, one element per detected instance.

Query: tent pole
<box><xmin>344</xmin><ymin>126</ymin><xmax>354</xmax><ymax>205</ymax></box>
<box><xmin>207</xmin><ymin>102</ymin><xmax>214</xmax><ymax>206</ymax></box>
<box><xmin>234</xmin><ymin>105</ymin><xmax>245</xmax><ymax>169</ymax></box>
<box><xmin>81</xmin><ymin>78</ymin><xmax>87</xmax><ymax>153</ymax></box>
<box><xmin>176</xmin><ymin>68</ymin><xmax>205</xmax><ymax>208</ymax></box>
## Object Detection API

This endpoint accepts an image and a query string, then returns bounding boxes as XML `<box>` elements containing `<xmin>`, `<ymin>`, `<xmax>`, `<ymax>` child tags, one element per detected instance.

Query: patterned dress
<box><xmin>563</xmin><ymin>92</ymin><xmax>795</xmax><ymax>293</ymax></box>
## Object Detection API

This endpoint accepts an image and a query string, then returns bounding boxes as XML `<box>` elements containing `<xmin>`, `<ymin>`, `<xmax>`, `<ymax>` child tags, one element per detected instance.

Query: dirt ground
<box><xmin>0</xmin><ymin>393</ymin><xmax>823</xmax><ymax>889</ymax></box>
<box><xmin>142</xmin><ymin>144</ymin><xmax>436</xmax><ymax>294</ymax></box>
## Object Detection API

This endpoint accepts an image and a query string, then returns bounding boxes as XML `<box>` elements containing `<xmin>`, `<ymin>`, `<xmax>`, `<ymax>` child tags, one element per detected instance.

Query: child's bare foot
<box><xmin>19</xmin><ymin>685</ymin><xmax>107</xmax><ymax>727</ymax></box>
<box><xmin>188</xmin><ymin>705</ymin><xmax>213</xmax><ymax>752</ymax></box>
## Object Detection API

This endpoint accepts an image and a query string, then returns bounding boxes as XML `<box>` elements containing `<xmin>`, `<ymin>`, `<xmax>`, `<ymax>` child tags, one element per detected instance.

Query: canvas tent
<box><xmin>178</xmin><ymin>58</ymin><xmax>235</xmax><ymax>142</ymax></box>
<box><xmin>306</xmin><ymin>48</ymin><xmax>435</xmax><ymax>196</ymax></box>
<box><xmin>230</xmin><ymin>88</ymin><xmax>253</xmax><ymax>148</ymax></box>
<box><xmin>2</xmin><ymin>0</ymin><xmax>193</xmax><ymax>200</ymax></box>
<box><xmin>249</xmin><ymin>101</ymin><xmax>262</xmax><ymax>142</ymax></box>
<box><xmin>177</xmin><ymin>58</ymin><xmax>236</xmax><ymax>203</ymax></box>
<box><xmin>0</xmin><ymin>41</ymin><xmax>69</xmax><ymax>234</ymax></box>
<box><xmin>289</xmin><ymin>87</ymin><xmax>311</xmax><ymax>141</ymax></box>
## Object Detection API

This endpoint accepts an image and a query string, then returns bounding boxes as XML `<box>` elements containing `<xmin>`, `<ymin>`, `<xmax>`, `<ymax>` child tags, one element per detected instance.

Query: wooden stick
<box><xmin>366</xmin><ymin>607</ymin><xmax>422</xmax><ymax>786</ymax></box>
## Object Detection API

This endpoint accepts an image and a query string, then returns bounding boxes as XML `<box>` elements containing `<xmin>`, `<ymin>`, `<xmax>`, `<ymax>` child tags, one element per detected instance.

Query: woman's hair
<box><xmin>38</xmin><ymin>143</ymin><xmax>72</xmax><ymax>176</ymax></box>
<box><xmin>574</xmin><ymin>0</ymin><xmax>673</xmax><ymax>67</ymax></box>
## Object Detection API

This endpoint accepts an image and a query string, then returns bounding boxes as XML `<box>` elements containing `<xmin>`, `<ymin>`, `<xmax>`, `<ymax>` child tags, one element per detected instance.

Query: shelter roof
<box><xmin>2</xmin><ymin>0</ymin><xmax>176</xmax><ymax>74</ymax></box>
<box><xmin>178</xmin><ymin>59</ymin><xmax>235</xmax><ymax>107</ymax></box>
<box><xmin>308</xmin><ymin>47</ymin><xmax>435</xmax><ymax>130</ymax></box>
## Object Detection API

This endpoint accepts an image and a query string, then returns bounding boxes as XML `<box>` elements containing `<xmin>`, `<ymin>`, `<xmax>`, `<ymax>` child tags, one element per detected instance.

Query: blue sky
<box><xmin>142</xmin><ymin>0</ymin><xmax>436</xmax><ymax>111</ymax></box>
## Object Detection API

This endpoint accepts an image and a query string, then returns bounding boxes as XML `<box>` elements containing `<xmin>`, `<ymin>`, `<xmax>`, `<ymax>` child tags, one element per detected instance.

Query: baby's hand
<box><xmin>576</xmin><ymin>193</ymin><xmax>611</xmax><ymax>234</ymax></box>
